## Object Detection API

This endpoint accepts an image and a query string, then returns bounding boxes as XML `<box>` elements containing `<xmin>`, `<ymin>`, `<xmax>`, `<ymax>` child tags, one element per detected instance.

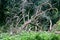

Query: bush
<box><xmin>0</xmin><ymin>32</ymin><xmax>60</xmax><ymax>40</ymax></box>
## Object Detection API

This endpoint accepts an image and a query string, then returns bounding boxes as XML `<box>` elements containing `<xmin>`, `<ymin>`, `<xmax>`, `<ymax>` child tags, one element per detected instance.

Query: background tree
<box><xmin>0</xmin><ymin>0</ymin><xmax>60</xmax><ymax>33</ymax></box>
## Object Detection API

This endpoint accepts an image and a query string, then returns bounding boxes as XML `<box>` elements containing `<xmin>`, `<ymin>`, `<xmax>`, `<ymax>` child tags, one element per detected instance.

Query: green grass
<box><xmin>0</xmin><ymin>31</ymin><xmax>60</xmax><ymax>40</ymax></box>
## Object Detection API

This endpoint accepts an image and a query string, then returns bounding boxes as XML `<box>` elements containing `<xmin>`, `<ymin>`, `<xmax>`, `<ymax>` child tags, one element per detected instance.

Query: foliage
<box><xmin>0</xmin><ymin>32</ymin><xmax>60</xmax><ymax>40</ymax></box>
<box><xmin>52</xmin><ymin>20</ymin><xmax>60</xmax><ymax>31</ymax></box>
<box><xmin>0</xmin><ymin>0</ymin><xmax>60</xmax><ymax>32</ymax></box>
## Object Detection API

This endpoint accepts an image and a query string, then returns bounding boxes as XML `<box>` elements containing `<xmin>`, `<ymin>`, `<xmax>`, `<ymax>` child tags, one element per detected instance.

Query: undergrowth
<box><xmin>0</xmin><ymin>31</ymin><xmax>60</xmax><ymax>40</ymax></box>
